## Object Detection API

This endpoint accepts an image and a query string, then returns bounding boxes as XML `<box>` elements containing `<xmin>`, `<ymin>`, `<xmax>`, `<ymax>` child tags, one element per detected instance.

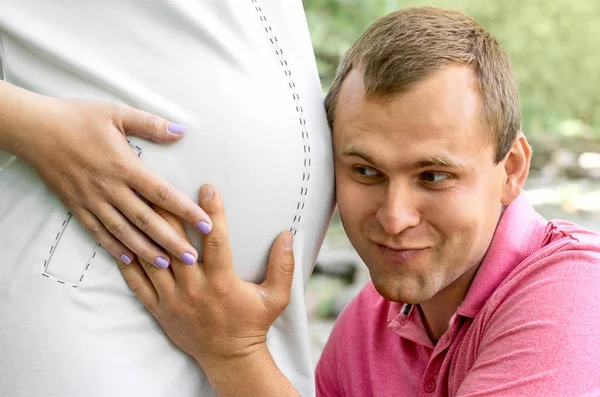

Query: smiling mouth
<box><xmin>377</xmin><ymin>244</ymin><xmax>428</xmax><ymax>262</ymax></box>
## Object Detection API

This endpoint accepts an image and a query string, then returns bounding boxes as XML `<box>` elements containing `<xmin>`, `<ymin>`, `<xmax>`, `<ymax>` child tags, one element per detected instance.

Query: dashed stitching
<box><xmin>42</xmin><ymin>210</ymin><xmax>86</xmax><ymax>288</ymax></box>
<box><xmin>251</xmin><ymin>0</ymin><xmax>311</xmax><ymax>236</ymax></box>
<box><xmin>42</xmin><ymin>141</ymin><xmax>142</xmax><ymax>287</ymax></box>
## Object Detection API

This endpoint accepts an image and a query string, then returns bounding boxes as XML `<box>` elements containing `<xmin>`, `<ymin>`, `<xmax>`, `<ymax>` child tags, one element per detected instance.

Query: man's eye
<box><xmin>419</xmin><ymin>172</ymin><xmax>449</xmax><ymax>183</ymax></box>
<box><xmin>354</xmin><ymin>166</ymin><xmax>380</xmax><ymax>177</ymax></box>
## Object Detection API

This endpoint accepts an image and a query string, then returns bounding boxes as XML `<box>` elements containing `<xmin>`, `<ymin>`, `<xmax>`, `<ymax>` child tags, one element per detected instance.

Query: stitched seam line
<box><xmin>251</xmin><ymin>0</ymin><xmax>311</xmax><ymax>236</ymax></box>
<box><xmin>42</xmin><ymin>211</ymin><xmax>93</xmax><ymax>288</ymax></box>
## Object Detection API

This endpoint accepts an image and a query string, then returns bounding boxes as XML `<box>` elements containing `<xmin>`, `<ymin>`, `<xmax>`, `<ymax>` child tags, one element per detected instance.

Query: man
<box><xmin>0</xmin><ymin>1</ymin><xmax>334</xmax><ymax>396</ymax></box>
<box><xmin>119</xmin><ymin>6</ymin><xmax>600</xmax><ymax>397</ymax></box>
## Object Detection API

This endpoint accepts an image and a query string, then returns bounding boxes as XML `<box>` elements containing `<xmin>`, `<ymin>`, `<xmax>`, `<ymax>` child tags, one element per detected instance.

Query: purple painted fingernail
<box><xmin>167</xmin><ymin>122</ymin><xmax>186</xmax><ymax>135</ymax></box>
<box><xmin>196</xmin><ymin>221</ymin><xmax>212</xmax><ymax>234</ymax></box>
<box><xmin>181</xmin><ymin>252</ymin><xmax>196</xmax><ymax>265</ymax></box>
<box><xmin>120</xmin><ymin>254</ymin><xmax>132</xmax><ymax>265</ymax></box>
<box><xmin>154</xmin><ymin>256</ymin><xmax>170</xmax><ymax>269</ymax></box>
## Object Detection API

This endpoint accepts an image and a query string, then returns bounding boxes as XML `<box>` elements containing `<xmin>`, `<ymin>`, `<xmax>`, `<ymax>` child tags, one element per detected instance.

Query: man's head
<box><xmin>327</xmin><ymin>7</ymin><xmax>532</xmax><ymax>304</ymax></box>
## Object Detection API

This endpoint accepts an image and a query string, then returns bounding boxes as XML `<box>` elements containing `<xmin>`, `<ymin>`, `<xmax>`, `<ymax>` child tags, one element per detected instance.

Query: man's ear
<box><xmin>501</xmin><ymin>132</ymin><xmax>531</xmax><ymax>206</ymax></box>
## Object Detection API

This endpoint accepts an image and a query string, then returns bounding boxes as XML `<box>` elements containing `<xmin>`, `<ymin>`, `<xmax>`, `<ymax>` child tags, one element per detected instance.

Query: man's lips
<box><xmin>376</xmin><ymin>243</ymin><xmax>428</xmax><ymax>261</ymax></box>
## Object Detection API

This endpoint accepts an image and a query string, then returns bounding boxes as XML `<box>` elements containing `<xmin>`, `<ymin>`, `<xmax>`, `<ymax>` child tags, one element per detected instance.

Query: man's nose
<box><xmin>375</xmin><ymin>182</ymin><xmax>420</xmax><ymax>235</ymax></box>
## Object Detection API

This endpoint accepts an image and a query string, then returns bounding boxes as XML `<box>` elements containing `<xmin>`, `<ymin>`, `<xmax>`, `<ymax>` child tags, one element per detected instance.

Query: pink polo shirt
<box><xmin>315</xmin><ymin>193</ymin><xmax>600</xmax><ymax>396</ymax></box>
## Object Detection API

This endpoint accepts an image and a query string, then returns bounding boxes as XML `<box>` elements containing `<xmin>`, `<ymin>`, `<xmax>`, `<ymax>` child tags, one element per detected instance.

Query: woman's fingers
<box><xmin>151</xmin><ymin>205</ymin><xmax>203</xmax><ymax>287</ymax></box>
<box><xmin>136</xmin><ymin>256</ymin><xmax>176</xmax><ymax>301</ymax></box>
<box><xmin>76</xmin><ymin>209</ymin><xmax>135</xmax><ymax>265</ymax></box>
<box><xmin>129</xmin><ymin>165</ymin><xmax>213</xmax><ymax>235</ymax></box>
<box><xmin>198</xmin><ymin>185</ymin><xmax>234</xmax><ymax>280</ymax></box>
<box><xmin>93</xmin><ymin>202</ymin><xmax>172</xmax><ymax>269</ymax></box>
<box><xmin>116</xmin><ymin>257</ymin><xmax>159</xmax><ymax>313</ymax></box>
<box><xmin>113</xmin><ymin>188</ymin><xmax>199</xmax><ymax>265</ymax></box>
<box><xmin>118</xmin><ymin>103</ymin><xmax>186</xmax><ymax>144</ymax></box>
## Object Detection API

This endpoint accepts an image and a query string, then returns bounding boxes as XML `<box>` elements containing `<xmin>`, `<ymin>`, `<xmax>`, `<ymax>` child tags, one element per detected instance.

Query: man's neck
<box><xmin>419</xmin><ymin>205</ymin><xmax>506</xmax><ymax>343</ymax></box>
<box><xmin>419</xmin><ymin>263</ymin><xmax>480</xmax><ymax>343</ymax></box>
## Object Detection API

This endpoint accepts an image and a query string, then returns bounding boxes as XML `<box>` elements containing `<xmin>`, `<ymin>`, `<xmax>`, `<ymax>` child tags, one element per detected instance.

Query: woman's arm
<box><xmin>0</xmin><ymin>79</ymin><xmax>211</xmax><ymax>267</ymax></box>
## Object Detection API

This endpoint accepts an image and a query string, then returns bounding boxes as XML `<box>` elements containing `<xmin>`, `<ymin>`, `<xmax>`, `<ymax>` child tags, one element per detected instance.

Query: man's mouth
<box><xmin>376</xmin><ymin>243</ymin><xmax>428</xmax><ymax>262</ymax></box>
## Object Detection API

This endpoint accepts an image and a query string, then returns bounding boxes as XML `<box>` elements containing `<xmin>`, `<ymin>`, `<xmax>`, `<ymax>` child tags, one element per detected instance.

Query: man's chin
<box><xmin>370</xmin><ymin>275</ymin><xmax>433</xmax><ymax>304</ymax></box>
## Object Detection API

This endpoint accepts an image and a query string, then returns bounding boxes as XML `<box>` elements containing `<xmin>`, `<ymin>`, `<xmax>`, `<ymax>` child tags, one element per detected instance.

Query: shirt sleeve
<box><xmin>315</xmin><ymin>319</ymin><xmax>343</xmax><ymax>396</ymax></box>
<box><xmin>456</xmin><ymin>245</ymin><xmax>600</xmax><ymax>397</ymax></box>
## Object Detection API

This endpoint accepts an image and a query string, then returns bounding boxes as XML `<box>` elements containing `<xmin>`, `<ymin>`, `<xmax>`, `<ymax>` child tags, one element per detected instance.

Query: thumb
<box><xmin>261</xmin><ymin>231</ymin><xmax>295</xmax><ymax>308</ymax></box>
<box><xmin>119</xmin><ymin>104</ymin><xmax>186</xmax><ymax>143</ymax></box>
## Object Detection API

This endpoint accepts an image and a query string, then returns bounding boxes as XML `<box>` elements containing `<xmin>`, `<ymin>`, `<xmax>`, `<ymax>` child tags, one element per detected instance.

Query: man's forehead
<box><xmin>334</xmin><ymin>65</ymin><xmax>484</xmax><ymax>130</ymax></box>
<box><xmin>332</xmin><ymin>66</ymin><xmax>492</xmax><ymax>166</ymax></box>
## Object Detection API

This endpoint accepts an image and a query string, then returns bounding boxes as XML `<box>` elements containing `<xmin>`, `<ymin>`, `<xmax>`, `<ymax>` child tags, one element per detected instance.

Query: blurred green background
<box><xmin>304</xmin><ymin>0</ymin><xmax>600</xmax><ymax>138</ymax></box>
<box><xmin>302</xmin><ymin>0</ymin><xmax>600</xmax><ymax>365</ymax></box>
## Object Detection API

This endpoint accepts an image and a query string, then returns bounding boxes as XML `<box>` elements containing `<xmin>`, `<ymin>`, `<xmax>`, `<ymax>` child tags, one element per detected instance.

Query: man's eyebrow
<box><xmin>342</xmin><ymin>146</ymin><xmax>377</xmax><ymax>165</ymax></box>
<box><xmin>343</xmin><ymin>145</ymin><xmax>464</xmax><ymax>169</ymax></box>
<box><xmin>413</xmin><ymin>156</ymin><xmax>465</xmax><ymax>169</ymax></box>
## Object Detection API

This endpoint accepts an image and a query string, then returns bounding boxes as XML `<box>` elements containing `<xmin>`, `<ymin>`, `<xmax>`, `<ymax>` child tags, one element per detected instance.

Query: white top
<box><xmin>0</xmin><ymin>1</ymin><xmax>334</xmax><ymax>396</ymax></box>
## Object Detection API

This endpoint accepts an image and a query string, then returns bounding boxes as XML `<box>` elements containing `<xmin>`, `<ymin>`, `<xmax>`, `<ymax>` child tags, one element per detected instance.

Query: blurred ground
<box><xmin>305</xmin><ymin>138</ymin><xmax>600</xmax><ymax>367</ymax></box>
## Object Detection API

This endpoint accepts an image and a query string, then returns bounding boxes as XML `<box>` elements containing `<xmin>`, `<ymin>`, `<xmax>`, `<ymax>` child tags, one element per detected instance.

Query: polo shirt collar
<box><xmin>388</xmin><ymin>302</ymin><xmax>435</xmax><ymax>349</ymax></box>
<box><xmin>456</xmin><ymin>192</ymin><xmax>547</xmax><ymax>318</ymax></box>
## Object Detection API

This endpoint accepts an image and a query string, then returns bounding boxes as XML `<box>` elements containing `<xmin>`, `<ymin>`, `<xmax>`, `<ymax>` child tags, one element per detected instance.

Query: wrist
<box><xmin>197</xmin><ymin>343</ymin><xmax>270</xmax><ymax>382</ymax></box>
<box><xmin>198</xmin><ymin>345</ymin><xmax>298</xmax><ymax>397</ymax></box>
<box><xmin>0</xmin><ymin>80</ymin><xmax>57</xmax><ymax>161</ymax></box>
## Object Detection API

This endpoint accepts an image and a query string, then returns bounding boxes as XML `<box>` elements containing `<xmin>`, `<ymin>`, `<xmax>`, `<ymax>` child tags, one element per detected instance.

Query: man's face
<box><xmin>333</xmin><ymin>65</ymin><xmax>508</xmax><ymax>304</ymax></box>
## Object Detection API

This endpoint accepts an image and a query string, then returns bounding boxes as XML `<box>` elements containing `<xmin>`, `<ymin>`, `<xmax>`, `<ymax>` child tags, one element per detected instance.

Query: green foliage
<box><xmin>304</xmin><ymin>0</ymin><xmax>600</xmax><ymax>137</ymax></box>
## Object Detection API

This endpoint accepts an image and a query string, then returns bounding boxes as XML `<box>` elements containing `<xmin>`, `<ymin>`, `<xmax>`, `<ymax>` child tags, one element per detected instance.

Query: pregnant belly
<box><xmin>0</xmin><ymin>2</ymin><xmax>331</xmax><ymax>394</ymax></box>
<box><xmin>0</xmin><ymin>102</ymin><xmax>318</xmax><ymax>397</ymax></box>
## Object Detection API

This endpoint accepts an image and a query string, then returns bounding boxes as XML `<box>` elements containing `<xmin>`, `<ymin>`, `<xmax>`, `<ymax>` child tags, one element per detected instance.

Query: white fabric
<box><xmin>0</xmin><ymin>1</ymin><xmax>334</xmax><ymax>396</ymax></box>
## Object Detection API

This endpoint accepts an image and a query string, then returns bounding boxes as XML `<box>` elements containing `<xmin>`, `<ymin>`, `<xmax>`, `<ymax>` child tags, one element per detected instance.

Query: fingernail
<box><xmin>200</xmin><ymin>185</ymin><xmax>214</xmax><ymax>201</ymax></box>
<box><xmin>167</xmin><ymin>122</ymin><xmax>186</xmax><ymax>135</ymax></box>
<box><xmin>181</xmin><ymin>252</ymin><xmax>196</xmax><ymax>265</ymax></box>
<box><xmin>196</xmin><ymin>220</ymin><xmax>212</xmax><ymax>234</ymax></box>
<box><xmin>283</xmin><ymin>232</ymin><xmax>294</xmax><ymax>251</ymax></box>
<box><xmin>120</xmin><ymin>254</ymin><xmax>132</xmax><ymax>265</ymax></box>
<box><xmin>154</xmin><ymin>256</ymin><xmax>170</xmax><ymax>269</ymax></box>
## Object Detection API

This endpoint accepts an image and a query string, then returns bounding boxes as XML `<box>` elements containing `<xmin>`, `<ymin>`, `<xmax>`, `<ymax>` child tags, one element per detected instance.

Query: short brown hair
<box><xmin>324</xmin><ymin>7</ymin><xmax>521</xmax><ymax>163</ymax></box>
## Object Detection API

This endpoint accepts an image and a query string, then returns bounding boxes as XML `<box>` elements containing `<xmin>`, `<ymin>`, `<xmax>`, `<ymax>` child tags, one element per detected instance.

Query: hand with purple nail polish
<box><xmin>118</xmin><ymin>185</ymin><xmax>299</xmax><ymax>396</ymax></box>
<box><xmin>0</xmin><ymin>80</ymin><xmax>212</xmax><ymax>269</ymax></box>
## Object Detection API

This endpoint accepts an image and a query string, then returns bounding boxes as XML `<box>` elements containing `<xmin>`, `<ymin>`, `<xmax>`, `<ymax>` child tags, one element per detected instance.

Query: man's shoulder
<box><xmin>489</xmin><ymin>219</ymin><xmax>600</xmax><ymax>314</ymax></box>
<box><xmin>513</xmin><ymin>218</ymin><xmax>600</xmax><ymax>275</ymax></box>
<box><xmin>527</xmin><ymin>219</ymin><xmax>600</xmax><ymax>273</ymax></box>
<box><xmin>546</xmin><ymin>219</ymin><xmax>600</xmax><ymax>248</ymax></box>
<box><xmin>458</xmin><ymin>220</ymin><xmax>600</xmax><ymax>396</ymax></box>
